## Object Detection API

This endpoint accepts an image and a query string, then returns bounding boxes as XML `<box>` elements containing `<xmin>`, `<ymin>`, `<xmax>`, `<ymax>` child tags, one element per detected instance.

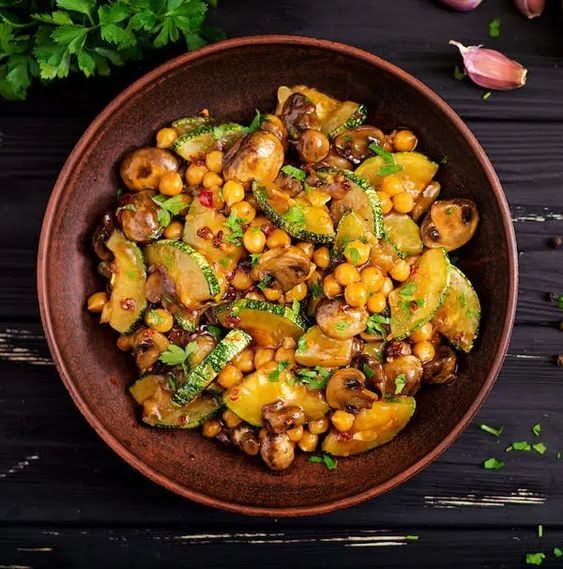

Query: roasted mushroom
<box><xmin>260</xmin><ymin>114</ymin><xmax>288</xmax><ymax>150</ymax></box>
<box><xmin>384</xmin><ymin>341</ymin><xmax>412</xmax><ymax>361</ymax></box>
<box><xmin>334</xmin><ymin>126</ymin><xmax>386</xmax><ymax>165</ymax></box>
<box><xmin>262</xmin><ymin>399</ymin><xmax>305</xmax><ymax>433</ymax></box>
<box><xmin>251</xmin><ymin>246</ymin><xmax>312</xmax><ymax>291</ymax></box>
<box><xmin>352</xmin><ymin>353</ymin><xmax>385</xmax><ymax>393</ymax></box>
<box><xmin>422</xmin><ymin>345</ymin><xmax>457</xmax><ymax>384</ymax></box>
<box><xmin>231</xmin><ymin>425</ymin><xmax>260</xmax><ymax>456</ymax></box>
<box><xmin>130</xmin><ymin>327</ymin><xmax>169</xmax><ymax>372</ymax></box>
<box><xmin>318</xmin><ymin>147</ymin><xmax>353</xmax><ymax>171</ymax></box>
<box><xmin>259</xmin><ymin>429</ymin><xmax>295</xmax><ymax>470</ymax></box>
<box><xmin>421</xmin><ymin>199</ymin><xmax>479</xmax><ymax>252</ymax></box>
<box><xmin>223</xmin><ymin>131</ymin><xmax>284</xmax><ymax>185</ymax></box>
<box><xmin>92</xmin><ymin>211</ymin><xmax>116</xmax><ymax>261</ymax></box>
<box><xmin>274</xmin><ymin>170</ymin><xmax>303</xmax><ymax>197</ymax></box>
<box><xmin>316</xmin><ymin>298</ymin><xmax>368</xmax><ymax>340</ymax></box>
<box><xmin>295</xmin><ymin>129</ymin><xmax>330</xmax><ymax>163</ymax></box>
<box><xmin>120</xmin><ymin>147</ymin><xmax>178</xmax><ymax>192</ymax></box>
<box><xmin>325</xmin><ymin>368</ymin><xmax>377</xmax><ymax>412</ymax></box>
<box><xmin>382</xmin><ymin>355</ymin><xmax>423</xmax><ymax>396</ymax></box>
<box><xmin>412</xmin><ymin>181</ymin><xmax>440</xmax><ymax>222</ymax></box>
<box><xmin>117</xmin><ymin>190</ymin><xmax>162</xmax><ymax>243</ymax></box>
<box><xmin>279</xmin><ymin>92</ymin><xmax>320</xmax><ymax>139</ymax></box>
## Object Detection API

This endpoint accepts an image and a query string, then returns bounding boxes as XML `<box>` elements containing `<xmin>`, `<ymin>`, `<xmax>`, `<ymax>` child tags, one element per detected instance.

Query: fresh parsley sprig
<box><xmin>159</xmin><ymin>341</ymin><xmax>197</xmax><ymax>375</ymax></box>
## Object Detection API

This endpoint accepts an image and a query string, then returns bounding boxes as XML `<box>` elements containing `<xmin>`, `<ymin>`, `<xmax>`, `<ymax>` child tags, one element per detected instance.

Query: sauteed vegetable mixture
<box><xmin>87</xmin><ymin>86</ymin><xmax>481</xmax><ymax>471</ymax></box>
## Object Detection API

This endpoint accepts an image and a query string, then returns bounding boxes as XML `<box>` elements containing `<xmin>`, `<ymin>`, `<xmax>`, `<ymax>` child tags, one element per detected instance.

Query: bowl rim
<box><xmin>37</xmin><ymin>34</ymin><xmax>519</xmax><ymax>517</ymax></box>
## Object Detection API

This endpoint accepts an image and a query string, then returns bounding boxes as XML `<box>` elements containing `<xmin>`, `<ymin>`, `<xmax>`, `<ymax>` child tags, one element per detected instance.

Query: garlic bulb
<box><xmin>514</xmin><ymin>0</ymin><xmax>545</xmax><ymax>18</ymax></box>
<box><xmin>439</xmin><ymin>0</ymin><xmax>483</xmax><ymax>10</ymax></box>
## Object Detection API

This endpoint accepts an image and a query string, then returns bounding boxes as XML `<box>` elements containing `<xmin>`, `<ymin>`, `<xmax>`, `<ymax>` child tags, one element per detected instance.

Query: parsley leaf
<box><xmin>152</xmin><ymin>194</ymin><xmax>188</xmax><ymax>227</ymax></box>
<box><xmin>347</xmin><ymin>246</ymin><xmax>360</xmax><ymax>265</ymax></box>
<box><xmin>281</xmin><ymin>164</ymin><xmax>306</xmax><ymax>181</ymax></box>
<box><xmin>249</xmin><ymin>253</ymin><xmax>261</xmax><ymax>267</ymax></box>
<box><xmin>247</xmin><ymin>109</ymin><xmax>262</xmax><ymax>133</ymax></box>
<box><xmin>488</xmin><ymin>17</ymin><xmax>501</xmax><ymax>38</ymax></box>
<box><xmin>369</xmin><ymin>143</ymin><xmax>394</xmax><ymax>164</ymax></box>
<box><xmin>483</xmin><ymin>457</ymin><xmax>505</xmax><ymax>470</ymax></box>
<box><xmin>366</xmin><ymin>313</ymin><xmax>390</xmax><ymax>336</ymax></box>
<box><xmin>296</xmin><ymin>366</ymin><xmax>331</xmax><ymax>390</ymax></box>
<box><xmin>554</xmin><ymin>548</ymin><xmax>563</xmax><ymax>558</ymax></box>
<box><xmin>533</xmin><ymin>442</ymin><xmax>547</xmax><ymax>455</ymax></box>
<box><xmin>505</xmin><ymin>440</ymin><xmax>531</xmax><ymax>452</ymax></box>
<box><xmin>257</xmin><ymin>274</ymin><xmax>273</xmax><ymax>291</ymax></box>
<box><xmin>224</xmin><ymin>213</ymin><xmax>244</xmax><ymax>246</ymax></box>
<box><xmin>379</xmin><ymin>164</ymin><xmax>404</xmax><ymax>177</ymax></box>
<box><xmin>394</xmin><ymin>374</ymin><xmax>407</xmax><ymax>395</ymax></box>
<box><xmin>479</xmin><ymin>423</ymin><xmax>503</xmax><ymax>437</ymax></box>
<box><xmin>525</xmin><ymin>552</ymin><xmax>545</xmax><ymax>566</ymax></box>
<box><xmin>283</xmin><ymin>205</ymin><xmax>306</xmax><ymax>229</ymax></box>
<box><xmin>363</xmin><ymin>364</ymin><xmax>375</xmax><ymax>379</ymax></box>
<box><xmin>308</xmin><ymin>453</ymin><xmax>337</xmax><ymax>470</ymax></box>
<box><xmin>454</xmin><ymin>65</ymin><xmax>466</xmax><ymax>80</ymax></box>
<box><xmin>532</xmin><ymin>423</ymin><xmax>542</xmax><ymax>437</ymax></box>
<box><xmin>334</xmin><ymin>321</ymin><xmax>350</xmax><ymax>333</ymax></box>
<box><xmin>268</xmin><ymin>360</ymin><xmax>289</xmax><ymax>382</ymax></box>
<box><xmin>159</xmin><ymin>341</ymin><xmax>197</xmax><ymax>375</ymax></box>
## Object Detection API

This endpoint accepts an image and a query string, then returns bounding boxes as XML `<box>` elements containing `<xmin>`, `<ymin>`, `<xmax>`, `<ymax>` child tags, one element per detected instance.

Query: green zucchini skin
<box><xmin>171</xmin><ymin>123</ymin><xmax>245</xmax><ymax>160</ymax></box>
<box><xmin>171</xmin><ymin>115</ymin><xmax>211</xmax><ymax>134</ymax></box>
<box><xmin>328</xmin><ymin>103</ymin><xmax>368</xmax><ymax>138</ymax></box>
<box><xmin>172</xmin><ymin>329</ymin><xmax>252</xmax><ymax>406</ymax></box>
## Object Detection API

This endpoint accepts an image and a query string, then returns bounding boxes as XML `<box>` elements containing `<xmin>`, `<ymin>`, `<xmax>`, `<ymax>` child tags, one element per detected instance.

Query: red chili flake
<box><xmin>197</xmin><ymin>226</ymin><xmax>213</xmax><ymax>240</ymax></box>
<box><xmin>410</xmin><ymin>264</ymin><xmax>419</xmax><ymax>276</ymax></box>
<box><xmin>178</xmin><ymin>415</ymin><xmax>187</xmax><ymax>425</ymax></box>
<box><xmin>120</xmin><ymin>298</ymin><xmax>136</xmax><ymax>311</ymax></box>
<box><xmin>212</xmin><ymin>230</ymin><xmax>224</xmax><ymax>248</ymax></box>
<box><xmin>229</xmin><ymin>388</ymin><xmax>240</xmax><ymax>401</ymax></box>
<box><xmin>337</xmin><ymin>431</ymin><xmax>352</xmax><ymax>441</ymax></box>
<box><xmin>199</xmin><ymin>190</ymin><xmax>214</xmax><ymax>208</ymax></box>
<box><xmin>225</xmin><ymin>314</ymin><xmax>241</xmax><ymax>327</ymax></box>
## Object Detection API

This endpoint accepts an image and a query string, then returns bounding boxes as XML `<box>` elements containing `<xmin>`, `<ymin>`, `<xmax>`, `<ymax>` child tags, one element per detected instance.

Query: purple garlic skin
<box><xmin>449</xmin><ymin>41</ymin><xmax>527</xmax><ymax>91</ymax></box>
<box><xmin>439</xmin><ymin>0</ymin><xmax>483</xmax><ymax>10</ymax></box>
<box><xmin>514</xmin><ymin>0</ymin><xmax>545</xmax><ymax>18</ymax></box>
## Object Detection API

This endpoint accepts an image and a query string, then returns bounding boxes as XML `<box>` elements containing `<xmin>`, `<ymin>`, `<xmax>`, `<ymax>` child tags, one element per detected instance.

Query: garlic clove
<box><xmin>514</xmin><ymin>0</ymin><xmax>545</xmax><ymax>18</ymax></box>
<box><xmin>449</xmin><ymin>41</ymin><xmax>527</xmax><ymax>91</ymax></box>
<box><xmin>439</xmin><ymin>0</ymin><xmax>484</xmax><ymax>10</ymax></box>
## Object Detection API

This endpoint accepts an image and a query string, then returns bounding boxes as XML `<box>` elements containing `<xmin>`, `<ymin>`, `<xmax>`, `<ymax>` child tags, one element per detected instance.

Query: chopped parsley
<box><xmin>366</xmin><ymin>313</ymin><xmax>390</xmax><ymax>336</ymax></box>
<box><xmin>249</xmin><ymin>253</ymin><xmax>261</xmax><ymax>267</ymax></box>
<box><xmin>454</xmin><ymin>66</ymin><xmax>466</xmax><ymax>81</ymax></box>
<box><xmin>268</xmin><ymin>360</ymin><xmax>289</xmax><ymax>382</ymax></box>
<box><xmin>483</xmin><ymin>91</ymin><xmax>492</xmax><ymax>102</ymax></box>
<box><xmin>347</xmin><ymin>246</ymin><xmax>361</xmax><ymax>265</ymax></box>
<box><xmin>283</xmin><ymin>205</ymin><xmax>306</xmax><ymax>229</ymax></box>
<box><xmin>219</xmin><ymin>256</ymin><xmax>230</xmax><ymax>268</ymax></box>
<box><xmin>555</xmin><ymin>294</ymin><xmax>563</xmax><ymax>309</ymax></box>
<box><xmin>309</xmin><ymin>281</ymin><xmax>324</xmax><ymax>298</ymax></box>
<box><xmin>157</xmin><ymin>208</ymin><xmax>171</xmax><ymax>227</ymax></box>
<box><xmin>363</xmin><ymin>364</ymin><xmax>375</xmax><ymax>379</ymax></box>
<box><xmin>224</xmin><ymin>213</ymin><xmax>244</xmax><ymax>246</ymax></box>
<box><xmin>308</xmin><ymin>453</ymin><xmax>338</xmax><ymax>470</ymax></box>
<box><xmin>479</xmin><ymin>423</ymin><xmax>503</xmax><ymax>438</ymax></box>
<box><xmin>159</xmin><ymin>342</ymin><xmax>197</xmax><ymax>375</ymax></box>
<box><xmin>505</xmin><ymin>441</ymin><xmax>531</xmax><ymax>452</ymax></box>
<box><xmin>525</xmin><ymin>552</ymin><xmax>545</xmax><ymax>566</ymax></box>
<box><xmin>257</xmin><ymin>274</ymin><xmax>274</xmax><ymax>291</ymax></box>
<box><xmin>394</xmin><ymin>374</ymin><xmax>407</xmax><ymax>395</ymax></box>
<box><xmin>488</xmin><ymin>17</ymin><xmax>501</xmax><ymax>38</ymax></box>
<box><xmin>399</xmin><ymin>281</ymin><xmax>417</xmax><ymax>298</ymax></box>
<box><xmin>483</xmin><ymin>457</ymin><xmax>505</xmax><ymax>470</ymax></box>
<box><xmin>533</xmin><ymin>442</ymin><xmax>547</xmax><ymax>455</ymax></box>
<box><xmin>281</xmin><ymin>164</ymin><xmax>307</xmax><ymax>181</ymax></box>
<box><xmin>296</xmin><ymin>335</ymin><xmax>308</xmax><ymax>354</ymax></box>
<box><xmin>296</xmin><ymin>366</ymin><xmax>331</xmax><ymax>390</ymax></box>
<box><xmin>153</xmin><ymin>194</ymin><xmax>188</xmax><ymax>215</ymax></box>
<box><xmin>369</xmin><ymin>143</ymin><xmax>394</xmax><ymax>164</ymax></box>
<box><xmin>532</xmin><ymin>423</ymin><xmax>542</xmax><ymax>437</ymax></box>
<box><xmin>118</xmin><ymin>203</ymin><xmax>136</xmax><ymax>213</ymax></box>
<box><xmin>247</xmin><ymin>109</ymin><xmax>262</xmax><ymax>133</ymax></box>
<box><xmin>379</xmin><ymin>164</ymin><xmax>404</xmax><ymax>177</ymax></box>
<box><xmin>334</xmin><ymin>321</ymin><xmax>351</xmax><ymax>333</ymax></box>
<box><xmin>554</xmin><ymin>548</ymin><xmax>563</xmax><ymax>558</ymax></box>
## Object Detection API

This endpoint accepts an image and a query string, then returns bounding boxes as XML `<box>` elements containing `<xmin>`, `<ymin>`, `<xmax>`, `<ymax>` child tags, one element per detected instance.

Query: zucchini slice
<box><xmin>322</xmin><ymin>397</ymin><xmax>416</xmax><ymax>457</ymax></box>
<box><xmin>276</xmin><ymin>85</ymin><xmax>367</xmax><ymax>137</ymax></box>
<box><xmin>317</xmin><ymin>168</ymin><xmax>383</xmax><ymax>238</ymax></box>
<box><xmin>173</xmin><ymin>329</ymin><xmax>252</xmax><ymax>405</ymax></box>
<box><xmin>383</xmin><ymin>213</ymin><xmax>424</xmax><ymax>258</ymax></box>
<box><xmin>130</xmin><ymin>375</ymin><xmax>222</xmax><ymax>428</ymax></box>
<box><xmin>332</xmin><ymin>210</ymin><xmax>372</xmax><ymax>261</ymax></box>
<box><xmin>389</xmin><ymin>248</ymin><xmax>450</xmax><ymax>339</ymax></box>
<box><xmin>214</xmin><ymin>299</ymin><xmax>307</xmax><ymax>348</ymax></box>
<box><xmin>161</xmin><ymin>296</ymin><xmax>205</xmax><ymax>332</ymax></box>
<box><xmin>224</xmin><ymin>368</ymin><xmax>329</xmax><ymax>427</ymax></box>
<box><xmin>252</xmin><ymin>181</ymin><xmax>335</xmax><ymax>244</ymax></box>
<box><xmin>432</xmin><ymin>265</ymin><xmax>481</xmax><ymax>352</ymax></box>
<box><xmin>100</xmin><ymin>231</ymin><xmax>146</xmax><ymax>334</ymax></box>
<box><xmin>171</xmin><ymin>115</ymin><xmax>212</xmax><ymax>134</ymax></box>
<box><xmin>145</xmin><ymin>240</ymin><xmax>220</xmax><ymax>309</ymax></box>
<box><xmin>295</xmin><ymin>325</ymin><xmax>354</xmax><ymax>368</ymax></box>
<box><xmin>172</xmin><ymin>123</ymin><xmax>245</xmax><ymax>161</ymax></box>
<box><xmin>355</xmin><ymin>151</ymin><xmax>438</xmax><ymax>195</ymax></box>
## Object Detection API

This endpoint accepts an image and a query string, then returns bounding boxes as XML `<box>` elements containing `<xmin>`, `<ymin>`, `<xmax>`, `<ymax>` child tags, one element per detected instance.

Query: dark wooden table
<box><xmin>1</xmin><ymin>1</ymin><xmax>562</xmax><ymax>567</ymax></box>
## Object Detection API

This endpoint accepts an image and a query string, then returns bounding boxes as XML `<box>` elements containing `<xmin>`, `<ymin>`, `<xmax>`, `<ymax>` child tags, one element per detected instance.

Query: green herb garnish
<box><xmin>488</xmin><ymin>17</ymin><xmax>501</xmax><ymax>38</ymax></box>
<box><xmin>159</xmin><ymin>341</ymin><xmax>197</xmax><ymax>375</ymax></box>
<box><xmin>249</xmin><ymin>253</ymin><xmax>261</xmax><ymax>267</ymax></box>
<box><xmin>296</xmin><ymin>335</ymin><xmax>308</xmax><ymax>354</ymax></box>
<box><xmin>379</xmin><ymin>164</ymin><xmax>404</xmax><ymax>177</ymax></box>
<box><xmin>363</xmin><ymin>364</ymin><xmax>375</xmax><ymax>379</ymax></box>
<box><xmin>296</xmin><ymin>366</ymin><xmax>331</xmax><ymax>390</ymax></box>
<box><xmin>308</xmin><ymin>453</ymin><xmax>338</xmax><ymax>470</ymax></box>
<box><xmin>334</xmin><ymin>321</ymin><xmax>350</xmax><ymax>333</ymax></box>
<box><xmin>483</xmin><ymin>457</ymin><xmax>505</xmax><ymax>470</ymax></box>
<box><xmin>281</xmin><ymin>164</ymin><xmax>306</xmax><ymax>181</ymax></box>
<box><xmin>554</xmin><ymin>547</ymin><xmax>562</xmax><ymax>558</ymax></box>
<box><xmin>347</xmin><ymin>247</ymin><xmax>361</xmax><ymax>265</ymax></box>
<box><xmin>533</xmin><ymin>442</ymin><xmax>547</xmax><ymax>455</ymax></box>
<box><xmin>483</xmin><ymin>91</ymin><xmax>492</xmax><ymax>102</ymax></box>
<box><xmin>366</xmin><ymin>313</ymin><xmax>390</xmax><ymax>336</ymax></box>
<box><xmin>538</xmin><ymin>525</ymin><xmax>544</xmax><ymax>538</ymax></box>
<box><xmin>257</xmin><ymin>274</ymin><xmax>273</xmax><ymax>291</ymax></box>
<box><xmin>153</xmin><ymin>194</ymin><xmax>188</xmax><ymax>228</ymax></box>
<box><xmin>532</xmin><ymin>423</ymin><xmax>542</xmax><ymax>437</ymax></box>
<box><xmin>525</xmin><ymin>552</ymin><xmax>545</xmax><ymax>566</ymax></box>
<box><xmin>283</xmin><ymin>205</ymin><xmax>306</xmax><ymax>229</ymax></box>
<box><xmin>246</xmin><ymin>109</ymin><xmax>262</xmax><ymax>133</ymax></box>
<box><xmin>405</xmin><ymin>535</ymin><xmax>419</xmax><ymax>542</ymax></box>
<box><xmin>505</xmin><ymin>441</ymin><xmax>531</xmax><ymax>452</ymax></box>
<box><xmin>268</xmin><ymin>360</ymin><xmax>289</xmax><ymax>382</ymax></box>
<box><xmin>454</xmin><ymin>66</ymin><xmax>466</xmax><ymax>81</ymax></box>
<box><xmin>369</xmin><ymin>143</ymin><xmax>394</xmax><ymax>164</ymax></box>
<box><xmin>309</xmin><ymin>281</ymin><xmax>324</xmax><ymax>297</ymax></box>
<box><xmin>224</xmin><ymin>213</ymin><xmax>244</xmax><ymax>245</ymax></box>
<box><xmin>479</xmin><ymin>423</ymin><xmax>503</xmax><ymax>438</ymax></box>
<box><xmin>394</xmin><ymin>374</ymin><xmax>407</xmax><ymax>395</ymax></box>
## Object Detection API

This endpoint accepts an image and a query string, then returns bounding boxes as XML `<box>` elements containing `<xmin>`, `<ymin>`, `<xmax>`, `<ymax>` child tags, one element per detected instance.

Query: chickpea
<box><xmin>360</xmin><ymin>266</ymin><xmax>384</xmax><ymax>294</ymax></box>
<box><xmin>245</xmin><ymin>291</ymin><xmax>265</xmax><ymax>301</ymax></box>
<box><xmin>158</xmin><ymin>171</ymin><xmax>183</xmax><ymax>196</ymax></box>
<box><xmin>222</xmin><ymin>180</ymin><xmax>245</xmax><ymax>207</ymax></box>
<box><xmin>263</xmin><ymin>287</ymin><xmax>283</xmax><ymax>301</ymax></box>
<box><xmin>243</xmin><ymin>227</ymin><xmax>266</xmax><ymax>254</ymax></box>
<box><xmin>344</xmin><ymin>282</ymin><xmax>369</xmax><ymax>308</ymax></box>
<box><xmin>205</xmin><ymin>150</ymin><xmax>224</xmax><ymax>173</ymax></box>
<box><xmin>275</xmin><ymin>347</ymin><xmax>295</xmax><ymax>366</ymax></box>
<box><xmin>254</xmin><ymin>348</ymin><xmax>275</xmax><ymax>369</ymax></box>
<box><xmin>380</xmin><ymin>276</ymin><xmax>394</xmax><ymax>297</ymax></box>
<box><xmin>393</xmin><ymin>192</ymin><xmax>414</xmax><ymax>214</ymax></box>
<box><xmin>296</xmin><ymin>241</ymin><xmax>314</xmax><ymax>259</ymax></box>
<box><xmin>390</xmin><ymin>259</ymin><xmax>411</xmax><ymax>282</ymax></box>
<box><xmin>331</xmin><ymin>410</ymin><xmax>355</xmax><ymax>432</ymax></box>
<box><xmin>117</xmin><ymin>334</ymin><xmax>132</xmax><ymax>351</ymax></box>
<box><xmin>282</xmin><ymin>337</ymin><xmax>297</xmax><ymax>349</ymax></box>
<box><xmin>156</xmin><ymin>127</ymin><xmax>177</xmax><ymax>149</ymax></box>
<box><xmin>233</xmin><ymin>348</ymin><xmax>255</xmax><ymax>373</ymax></box>
<box><xmin>313</xmin><ymin>246</ymin><xmax>331</xmax><ymax>269</ymax></box>
<box><xmin>163</xmin><ymin>220</ymin><xmax>183</xmax><ymax>240</ymax></box>
<box><xmin>87</xmin><ymin>291</ymin><xmax>108</xmax><ymax>313</ymax></box>
<box><xmin>298</xmin><ymin>430</ymin><xmax>318</xmax><ymax>452</ymax></box>
<box><xmin>308</xmin><ymin>416</ymin><xmax>330</xmax><ymax>435</ymax></box>
<box><xmin>231</xmin><ymin>269</ymin><xmax>253</xmax><ymax>291</ymax></box>
<box><xmin>144</xmin><ymin>308</ymin><xmax>174</xmax><ymax>333</ymax></box>
<box><xmin>266</xmin><ymin>228</ymin><xmax>291</xmax><ymax>249</ymax></box>
<box><xmin>230</xmin><ymin>201</ymin><xmax>256</xmax><ymax>224</ymax></box>
<box><xmin>322</xmin><ymin>274</ymin><xmax>343</xmax><ymax>298</ymax></box>
<box><xmin>202</xmin><ymin>170</ymin><xmax>223</xmax><ymax>189</ymax></box>
<box><xmin>393</xmin><ymin>129</ymin><xmax>418</xmax><ymax>152</ymax></box>
<box><xmin>202</xmin><ymin>418</ymin><xmax>222</xmax><ymax>438</ymax></box>
<box><xmin>184</xmin><ymin>164</ymin><xmax>206</xmax><ymax>187</ymax></box>
<box><xmin>217</xmin><ymin>364</ymin><xmax>243</xmax><ymax>389</ymax></box>
<box><xmin>413</xmin><ymin>340</ymin><xmax>436</xmax><ymax>363</ymax></box>
<box><xmin>377</xmin><ymin>191</ymin><xmax>393</xmax><ymax>215</ymax></box>
<box><xmin>344</xmin><ymin>240</ymin><xmax>371</xmax><ymax>266</ymax></box>
<box><xmin>222</xmin><ymin>408</ymin><xmax>242</xmax><ymax>429</ymax></box>
<box><xmin>260</xmin><ymin>359</ymin><xmax>278</xmax><ymax>375</ymax></box>
<box><xmin>334</xmin><ymin>262</ymin><xmax>361</xmax><ymax>286</ymax></box>
<box><xmin>286</xmin><ymin>282</ymin><xmax>308</xmax><ymax>302</ymax></box>
<box><xmin>367</xmin><ymin>292</ymin><xmax>387</xmax><ymax>314</ymax></box>
<box><xmin>287</xmin><ymin>425</ymin><xmax>304</xmax><ymax>442</ymax></box>
<box><xmin>381</xmin><ymin>175</ymin><xmax>404</xmax><ymax>197</ymax></box>
<box><xmin>410</xmin><ymin>322</ymin><xmax>433</xmax><ymax>343</ymax></box>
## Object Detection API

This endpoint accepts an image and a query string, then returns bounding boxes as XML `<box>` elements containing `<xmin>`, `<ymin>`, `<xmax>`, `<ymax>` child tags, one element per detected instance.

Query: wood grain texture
<box><xmin>1</xmin><ymin>0</ymin><xmax>562</xmax><ymax>566</ymax></box>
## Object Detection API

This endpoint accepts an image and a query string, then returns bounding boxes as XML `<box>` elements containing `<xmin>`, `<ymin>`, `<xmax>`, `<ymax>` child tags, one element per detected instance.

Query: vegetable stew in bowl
<box><xmin>87</xmin><ymin>85</ymin><xmax>482</xmax><ymax>471</ymax></box>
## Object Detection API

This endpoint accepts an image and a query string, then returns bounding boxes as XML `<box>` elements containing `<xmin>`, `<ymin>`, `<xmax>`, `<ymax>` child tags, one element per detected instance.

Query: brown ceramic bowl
<box><xmin>37</xmin><ymin>35</ymin><xmax>518</xmax><ymax>516</ymax></box>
